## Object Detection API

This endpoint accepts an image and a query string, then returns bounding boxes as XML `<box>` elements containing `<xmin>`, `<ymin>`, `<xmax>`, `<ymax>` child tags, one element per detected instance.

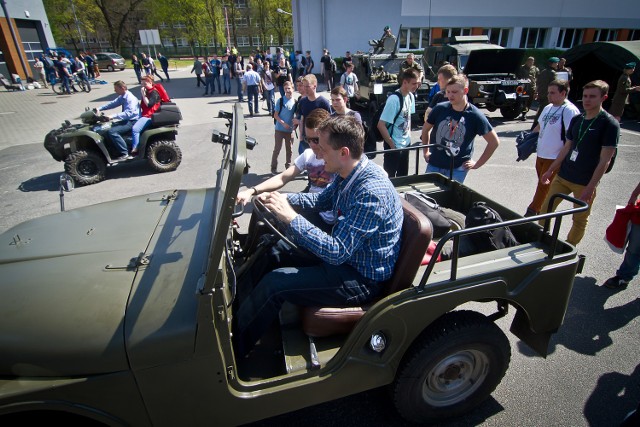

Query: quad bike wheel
<box><xmin>64</xmin><ymin>150</ymin><xmax>107</xmax><ymax>186</ymax></box>
<box><xmin>147</xmin><ymin>140</ymin><xmax>182</xmax><ymax>173</ymax></box>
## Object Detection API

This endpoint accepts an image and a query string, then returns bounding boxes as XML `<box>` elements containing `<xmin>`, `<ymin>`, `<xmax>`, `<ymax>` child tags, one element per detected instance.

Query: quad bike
<box><xmin>44</xmin><ymin>104</ymin><xmax>183</xmax><ymax>186</ymax></box>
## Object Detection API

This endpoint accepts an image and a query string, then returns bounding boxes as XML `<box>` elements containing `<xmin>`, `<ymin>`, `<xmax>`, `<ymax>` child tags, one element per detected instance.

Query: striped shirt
<box><xmin>287</xmin><ymin>156</ymin><xmax>403</xmax><ymax>282</ymax></box>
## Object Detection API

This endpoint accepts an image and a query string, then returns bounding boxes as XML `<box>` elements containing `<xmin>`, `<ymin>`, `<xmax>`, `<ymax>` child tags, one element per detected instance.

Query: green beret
<box><xmin>548</xmin><ymin>57</ymin><xmax>560</xmax><ymax>63</ymax></box>
<box><xmin>624</xmin><ymin>62</ymin><xmax>637</xmax><ymax>69</ymax></box>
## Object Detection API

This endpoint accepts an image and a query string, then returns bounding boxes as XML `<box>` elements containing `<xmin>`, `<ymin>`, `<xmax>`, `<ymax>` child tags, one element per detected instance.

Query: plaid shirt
<box><xmin>288</xmin><ymin>157</ymin><xmax>403</xmax><ymax>282</ymax></box>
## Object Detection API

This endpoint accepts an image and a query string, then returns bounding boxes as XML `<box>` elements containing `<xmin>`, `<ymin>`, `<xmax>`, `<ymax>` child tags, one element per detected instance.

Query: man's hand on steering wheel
<box><xmin>258</xmin><ymin>192</ymin><xmax>297</xmax><ymax>224</ymax></box>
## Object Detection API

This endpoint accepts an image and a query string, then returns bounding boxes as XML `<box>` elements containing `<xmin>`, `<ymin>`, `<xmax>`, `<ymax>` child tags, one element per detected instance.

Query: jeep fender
<box><xmin>333</xmin><ymin>256</ymin><xmax>579</xmax><ymax>374</ymax></box>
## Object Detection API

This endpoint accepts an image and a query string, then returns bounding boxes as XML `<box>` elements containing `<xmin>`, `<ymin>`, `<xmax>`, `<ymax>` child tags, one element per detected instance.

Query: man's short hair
<box><xmin>330</xmin><ymin>86</ymin><xmax>348</xmax><ymax>98</ymax></box>
<box><xmin>401</xmin><ymin>68</ymin><xmax>420</xmax><ymax>83</ymax></box>
<box><xmin>549</xmin><ymin>79</ymin><xmax>570</xmax><ymax>94</ymax></box>
<box><xmin>583</xmin><ymin>80</ymin><xmax>609</xmax><ymax>97</ymax></box>
<box><xmin>296</xmin><ymin>76</ymin><xmax>304</xmax><ymax>83</ymax></box>
<box><xmin>305</xmin><ymin>108</ymin><xmax>330</xmax><ymax>130</ymax></box>
<box><xmin>246</xmin><ymin>64</ymin><xmax>253</xmax><ymax>70</ymax></box>
<box><xmin>446</xmin><ymin>74</ymin><xmax>468</xmax><ymax>89</ymax></box>
<box><xmin>437</xmin><ymin>64</ymin><xmax>457</xmax><ymax>79</ymax></box>
<box><xmin>407</xmin><ymin>53</ymin><xmax>415</xmax><ymax>59</ymax></box>
<box><xmin>141</xmin><ymin>75</ymin><xmax>154</xmax><ymax>83</ymax></box>
<box><xmin>283</xmin><ymin>80</ymin><xmax>293</xmax><ymax>88</ymax></box>
<box><xmin>317</xmin><ymin>115</ymin><xmax>364</xmax><ymax>159</ymax></box>
<box><xmin>114</xmin><ymin>80</ymin><xmax>127</xmax><ymax>90</ymax></box>
<box><xmin>303</xmin><ymin>74</ymin><xmax>317</xmax><ymax>86</ymax></box>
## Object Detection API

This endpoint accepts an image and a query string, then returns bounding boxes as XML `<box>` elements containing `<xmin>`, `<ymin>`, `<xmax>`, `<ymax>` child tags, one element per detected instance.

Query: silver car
<box><xmin>95</xmin><ymin>52</ymin><xmax>125</xmax><ymax>71</ymax></box>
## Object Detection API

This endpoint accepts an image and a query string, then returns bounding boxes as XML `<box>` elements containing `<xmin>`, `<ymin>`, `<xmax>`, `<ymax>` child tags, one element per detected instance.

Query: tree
<box><xmin>204</xmin><ymin>0</ymin><xmax>227</xmax><ymax>53</ymax></box>
<box><xmin>43</xmin><ymin>0</ymin><xmax>101</xmax><ymax>54</ymax></box>
<box><xmin>151</xmin><ymin>0</ymin><xmax>209</xmax><ymax>56</ymax></box>
<box><xmin>91</xmin><ymin>0</ymin><xmax>148</xmax><ymax>53</ymax></box>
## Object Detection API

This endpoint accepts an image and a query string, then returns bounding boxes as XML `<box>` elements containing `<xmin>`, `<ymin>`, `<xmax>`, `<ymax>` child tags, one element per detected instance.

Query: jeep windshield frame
<box><xmin>201</xmin><ymin>103</ymin><xmax>247</xmax><ymax>294</ymax></box>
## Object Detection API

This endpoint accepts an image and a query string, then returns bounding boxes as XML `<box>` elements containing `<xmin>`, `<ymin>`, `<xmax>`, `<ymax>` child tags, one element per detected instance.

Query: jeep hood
<box><xmin>463</xmin><ymin>48</ymin><xmax>526</xmax><ymax>76</ymax></box>
<box><xmin>0</xmin><ymin>188</ymin><xmax>216</xmax><ymax>377</ymax></box>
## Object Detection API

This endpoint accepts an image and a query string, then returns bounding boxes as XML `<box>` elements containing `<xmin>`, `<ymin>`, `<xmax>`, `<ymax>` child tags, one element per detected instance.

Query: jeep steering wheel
<box><xmin>252</xmin><ymin>197</ymin><xmax>299</xmax><ymax>251</ymax></box>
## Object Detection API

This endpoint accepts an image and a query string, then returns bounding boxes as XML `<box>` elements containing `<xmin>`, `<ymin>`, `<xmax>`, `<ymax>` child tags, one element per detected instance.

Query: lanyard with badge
<box><xmin>570</xmin><ymin>110</ymin><xmax>602</xmax><ymax>162</ymax></box>
<box><xmin>331</xmin><ymin>156</ymin><xmax>369</xmax><ymax>225</ymax></box>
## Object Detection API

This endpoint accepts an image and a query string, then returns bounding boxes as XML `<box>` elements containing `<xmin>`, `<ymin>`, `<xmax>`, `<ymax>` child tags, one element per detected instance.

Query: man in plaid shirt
<box><xmin>235</xmin><ymin>115</ymin><xmax>403</xmax><ymax>358</ymax></box>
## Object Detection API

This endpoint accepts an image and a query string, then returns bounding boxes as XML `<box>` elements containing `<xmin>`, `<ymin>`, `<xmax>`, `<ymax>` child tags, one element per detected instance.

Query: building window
<box><xmin>482</xmin><ymin>28</ymin><xmax>510</xmax><ymax>47</ymax></box>
<box><xmin>594</xmin><ymin>29</ymin><xmax>618</xmax><ymax>41</ymax></box>
<box><xmin>442</xmin><ymin>28</ymin><xmax>472</xmax><ymax>39</ymax></box>
<box><xmin>159</xmin><ymin>22</ymin><xmax>169</xmax><ymax>29</ymax></box>
<box><xmin>173</xmin><ymin>22</ymin><xmax>186</xmax><ymax>29</ymax></box>
<box><xmin>398</xmin><ymin>27</ymin><xmax>432</xmax><ymax>51</ymax></box>
<box><xmin>252</xmin><ymin>36</ymin><xmax>261</xmax><ymax>46</ymax></box>
<box><xmin>520</xmin><ymin>28</ymin><xmax>547</xmax><ymax>48</ymax></box>
<box><xmin>284</xmin><ymin>35</ymin><xmax>293</xmax><ymax>45</ymax></box>
<box><xmin>235</xmin><ymin>17</ymin><xmax>248</xmax><ymax>27</ymax></box>
<box><xmin>629</xmin><ymin>29</ymin><xmax>640</xmax><ymax>40</ymax></box>
<box><xmin>176</xmin><ymin>38</ymin><xmax>188</xmax><ymax>47</ymax></box>
<box><xmin>235</xmin><ymin>0</ymin><xmax>246</xmax><ymax>8</ymax></box>
<box><xmin>162</xmin><ymin>38</ymin><xmax>174</xmax><ymax>47</ymax></box>
<box><xmin>556</xmin><ymin>28</ymin><xmax>583</xmax><ymax>49</ymax></box>
<box><xmin>237</xmin><ymin>36</ymin><xmax>250</xmax><ymax>47</ymax></box>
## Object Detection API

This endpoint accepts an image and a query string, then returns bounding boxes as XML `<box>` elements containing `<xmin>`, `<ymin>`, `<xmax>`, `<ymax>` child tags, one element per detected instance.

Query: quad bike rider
<box><xmin>44</xmin><ymin>80</ymin><xmax>182</xmax><ymax>186</ymax></box>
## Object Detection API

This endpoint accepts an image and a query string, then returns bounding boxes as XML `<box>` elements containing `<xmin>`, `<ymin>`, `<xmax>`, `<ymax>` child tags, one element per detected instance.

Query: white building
<box><xmin>290</xmin><ymin>0</ymin><xmax>640</xmax><ymax>73</ymax></box>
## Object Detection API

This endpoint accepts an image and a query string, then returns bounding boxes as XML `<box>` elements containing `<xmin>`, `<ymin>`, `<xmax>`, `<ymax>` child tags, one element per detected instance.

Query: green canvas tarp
<box><xmin>563</xmin><ymin>41</ymin><xmax>640</xmax><ymax>102</ymax></box>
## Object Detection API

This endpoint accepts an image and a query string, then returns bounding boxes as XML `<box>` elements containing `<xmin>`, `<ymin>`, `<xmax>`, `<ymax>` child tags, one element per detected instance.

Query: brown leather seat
<box><xmin>300</xmin><ymin>198</ymin><xmax>433</xmax><ymax>337</ymax></box>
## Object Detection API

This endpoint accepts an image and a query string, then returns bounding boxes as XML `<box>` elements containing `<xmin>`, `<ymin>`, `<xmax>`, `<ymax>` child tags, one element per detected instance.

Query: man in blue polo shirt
<box><xmin>97</xmin><ymin>80</ymin><xmax>140</xmax><ymax>161</ymax></box>
<box><xmin>242</xmin><ymin>64</ymin><xmax>262</xmax><ymax>117</ymax></box>
<box><xmin>234</xmin><ymin>115</ymin><xmax>403</xmax><ymax>358</ymax></box>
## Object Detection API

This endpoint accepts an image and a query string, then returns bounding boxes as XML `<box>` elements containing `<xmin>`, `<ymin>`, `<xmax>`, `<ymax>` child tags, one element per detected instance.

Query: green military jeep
<box><xmin>423</xmin><ymin>35</ymin><xmax>532</xmax><ymax>120</ymax></box>
<box><xmin>0</xmin><ymin>104</ymin><xmax>586</xmax><ymax>426</ymax></box>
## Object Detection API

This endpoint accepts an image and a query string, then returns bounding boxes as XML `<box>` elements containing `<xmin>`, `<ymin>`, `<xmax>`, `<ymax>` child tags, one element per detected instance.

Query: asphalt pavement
<box><xmin>1</xmin><ymin>67</ymin><xmax>639</xmax><ymax>427</ymax></box>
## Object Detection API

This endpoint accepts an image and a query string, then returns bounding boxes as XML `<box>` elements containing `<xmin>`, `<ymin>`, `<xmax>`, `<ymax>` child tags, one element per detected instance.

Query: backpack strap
<box><xmin>386</xmin><ymin>91</ymin><xmax>405</xmax><ymax>134</ymax></box>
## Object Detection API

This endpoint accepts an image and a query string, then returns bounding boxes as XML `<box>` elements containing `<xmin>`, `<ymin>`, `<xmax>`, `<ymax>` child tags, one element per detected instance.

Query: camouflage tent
<box><xmin>564</xmin><ymin>41</ymin><xmax>640</xmax><ymax>103</ymax></box>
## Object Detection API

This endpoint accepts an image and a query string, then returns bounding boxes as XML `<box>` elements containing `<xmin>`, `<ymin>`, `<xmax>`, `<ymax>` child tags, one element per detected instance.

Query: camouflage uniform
<box><xmin>533</xmin><ymin>66</ymin><xmax>557</xmax><ymax>128</ymax></box>
<box><xmin>399</xmin><ymin>60</ymin><xmax>423</xmax><ymax>81</ymax></box>
<box><xmin>518</xmin><ymin>64</ymin><xmax>539</xmax><ymax>113</ymax></box>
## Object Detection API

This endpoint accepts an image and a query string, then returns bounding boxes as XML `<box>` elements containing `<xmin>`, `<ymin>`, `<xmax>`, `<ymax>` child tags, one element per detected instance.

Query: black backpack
<box><xmin>460</xmin><ymin>201</ymin><xmax>519</xmax><ymax>256</ymax></box>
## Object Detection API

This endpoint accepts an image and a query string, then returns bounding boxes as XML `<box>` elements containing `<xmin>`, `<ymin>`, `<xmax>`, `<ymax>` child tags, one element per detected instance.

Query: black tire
<box><xmin>500</xmin><ymin>105</ymin><xmax>521</xmax><ymax>120</ymax></box>
<box><xmin>80</xmin><ymin>80</ymin><xmax>91</xmax><ymax>93</ymax></box>
<box><xmin>147</xmin><ymin>140</ymin><xmax>182</xmax><ymax>173</ymax></box>
<box><xmin>64</xmin><ymin>150</ymin><xmax>107</xmax><ymax>186</ymax></box>
<box><xmin>441</xmin><ymin>207</ymin><xmax>466</xmax><ymax>231</ymax></box>
<box><xmin>107</xmin><ymin>65</ymin><xmax>114</xmax><ymax>72</ymax></box>
<box><xmin>52</xmin><ymin>82</ymin><xmax>65</xmax><ymax>95</ymax></box>
<box><xmin>392</xmin><ymin>310</ymin><xmax>511</xmax><ymax>424</ymax></box>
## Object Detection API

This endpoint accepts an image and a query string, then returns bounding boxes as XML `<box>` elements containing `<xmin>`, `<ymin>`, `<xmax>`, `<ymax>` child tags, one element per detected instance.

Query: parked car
<box><xmin>95</xmin><ymin>52</ymin><xmax>126</xmax><ymax>71</ymax></box>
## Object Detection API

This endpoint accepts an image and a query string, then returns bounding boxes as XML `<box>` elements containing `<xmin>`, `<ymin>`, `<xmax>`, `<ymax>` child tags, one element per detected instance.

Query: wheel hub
<box><xmin>422</xmin><ymin>349</ymin><xmax>489</xmax><ymax>407</ymax></box>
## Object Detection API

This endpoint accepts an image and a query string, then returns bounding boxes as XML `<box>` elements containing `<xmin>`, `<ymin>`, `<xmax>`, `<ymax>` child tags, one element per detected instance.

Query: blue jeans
<box><xmin>204</xmin><ymin>75</ymin><xmax>214</xmax><ymax>94</ymax></box>
<box><xmin>212</xmin><ymin>74</ymin><xmax>221</xmax><ymax>92</ymax></box>
<box><xmin>131</xmin><ymin>117</ymin><xmax>151</xmax><ymax>152</ymax></box>
<box><xmin>235</xmin><ymin>240</ymin><xmax>381</xmax><ymax>357</ymax></box>
<box><xmin>108</xmin><ymin>120</ymin><xmax>135</xmax><ymax>157</ymax></box>
<box><xmin>618</xmin><ymin>222</ymin><xmax>640</xmax><ymax>282</ymax></box>
<box><xmin>426</xmin><ymin>163</ymin><xmax>470</xmax><ymax>183</ymax></box>
<box><xmin>236</xmin><ymin>78</ymin><xmax>244</xmax><ymax>101</ymax></box>
<box><xmin>223</xmin><ymin>74</ymin><xmax>231</xmax><ymax>93</ymax></box>
<box><xmin>264</xmin><ymin>88</ymin><xmax>275</xmax><ymax>115</ymax></box>
<box><xmin>60</xmin><ymin>75</ymin><xmax>71</xmax><ymax>94</ymax></box>
<box><xmin>247</xmin><ymin>85</ymin><xmax>260</xmax><ymax>115</ymax></box>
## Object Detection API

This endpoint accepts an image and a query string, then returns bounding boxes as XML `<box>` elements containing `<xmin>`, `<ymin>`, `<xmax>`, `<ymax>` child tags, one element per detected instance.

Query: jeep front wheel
<box><xmin>500</xmin><ymin>105</ymin><xmax>521</xmax><ymax>120</ymax></box>
<box><xmin>147</xmin><ymin>140</ymin><xmax>182</xmax><ymax>173</ymax></box>
<box><xmin>64</xmin><ymin>150</ymin><xmax>107</xmax><ymax>186</ymax></box>
<box><xmin>392</xmin><ymin>310</ymin><xmax>511</xmax><ymax>424</ymax></box>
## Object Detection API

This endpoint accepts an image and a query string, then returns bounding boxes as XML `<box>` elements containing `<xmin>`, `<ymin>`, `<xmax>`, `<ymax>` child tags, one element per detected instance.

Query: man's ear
<box><xmin>602</xmin><ymin>94</ymin><xmax>608</xmax><ymax>101</ymax></box>
<box><xmin>463</xmin><ymin>86</ymin><xmax>469</xmax><ymax>95</ymax></box>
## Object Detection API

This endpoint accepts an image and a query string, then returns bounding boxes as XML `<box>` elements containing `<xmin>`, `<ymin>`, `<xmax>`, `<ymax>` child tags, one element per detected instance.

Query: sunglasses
<box><xmin>307</xmin><ymin>137</ymin><xmax>320</xmax><ymax>144</ymax></box>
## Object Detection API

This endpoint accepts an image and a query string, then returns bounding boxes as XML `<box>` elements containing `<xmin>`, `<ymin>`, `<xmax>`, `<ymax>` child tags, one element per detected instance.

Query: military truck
<box><xmin>351</xmin><ymin>26</ymin><xmax>431</xmax><ymax>126</ymax></box>
<box><xmin>423</xmin><ymin>35</ymin><xmax>532</xmax><ymax>120</ymax></box>
<box><xmin>0</xmin><ymin>104</ymin><xmax>586</xmax><ymax>426</ymax></box>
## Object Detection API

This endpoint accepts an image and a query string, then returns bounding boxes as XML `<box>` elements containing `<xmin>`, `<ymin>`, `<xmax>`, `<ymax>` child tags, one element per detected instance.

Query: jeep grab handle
<box><xmin>417</xmin><ymin>193</ymin><xmax>588</xmax><ymax>291</ymax></box>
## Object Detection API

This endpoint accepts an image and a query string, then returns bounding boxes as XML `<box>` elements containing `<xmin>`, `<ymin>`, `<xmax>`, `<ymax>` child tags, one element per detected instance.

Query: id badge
<box><xmin>569</xmin><ymin>149</ymin><xmax>579</xmax><ymax>162</ymax></box>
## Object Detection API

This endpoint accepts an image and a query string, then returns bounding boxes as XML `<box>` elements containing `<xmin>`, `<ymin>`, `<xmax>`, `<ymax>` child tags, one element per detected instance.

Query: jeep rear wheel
<box><xmin>500</xmin><ymin>105</ymin><xmax>521</xmax><ymax>120</ymax></box>
<box><xmin>147</xmin><ymin>140</ymin><xmax>182</xmax><ymax>173</ymax></box>
<box><xmin>392</xmin><ymin>310</ymin><xmax>511</xmax><ymax>424</ymax></box>
<box><xmin>64</xmin><ymin>150</ymin><xmax>107</xmax><ymax>186</ymax></box>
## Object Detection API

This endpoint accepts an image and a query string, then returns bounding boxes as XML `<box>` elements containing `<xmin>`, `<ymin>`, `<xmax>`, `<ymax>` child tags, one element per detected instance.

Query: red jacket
<box><xmin>141</xmin><ymin>84</ymin><xmax>171</xmax><ymax>118</ymax></box>
<box><xmin>605</xmin><ymin>202</ymin><xmax>640</xmax><ymax>252</ymax></box>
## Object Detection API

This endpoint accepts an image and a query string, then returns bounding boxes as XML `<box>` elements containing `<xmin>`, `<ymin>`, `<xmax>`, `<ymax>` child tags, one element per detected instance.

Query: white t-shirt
<box><xmin>294</xmin><ymin>149</ymin><xmax>337</xmax><ymax>223</ymax></box>
<box><xmin>537</xmin><ymin>100</ymin><xmax>580</xmax><ymax>159</ymax></box>
<box><xmin>340</xmin><ymin>72</ymin><xmax>359</xmax><ymax>97</ymax></box>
